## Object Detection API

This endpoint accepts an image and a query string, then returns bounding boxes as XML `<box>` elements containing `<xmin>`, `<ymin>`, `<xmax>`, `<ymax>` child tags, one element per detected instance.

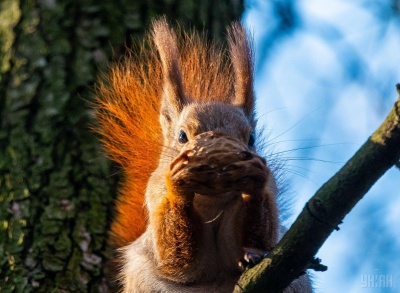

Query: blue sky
<box><xmin>243</xmin><ymin>1</ymin><xmax>400</xmax><ymax>292</ymax></box>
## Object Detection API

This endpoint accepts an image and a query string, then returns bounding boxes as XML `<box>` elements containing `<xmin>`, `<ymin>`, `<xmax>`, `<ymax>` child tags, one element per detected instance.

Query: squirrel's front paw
<box><xmin>220</xmin><ymin>153</ymin><xmax>269</xmax><ymax>194</ymax></box>
<box><xmin>167</xmin><ymin>149</ymin><xmax>220</xmax><ymax>195</ymax></box>
<box><xmin>167</xmin><ymin>131</ymin><xmax>269</xmax><ymax>196</ymax></box>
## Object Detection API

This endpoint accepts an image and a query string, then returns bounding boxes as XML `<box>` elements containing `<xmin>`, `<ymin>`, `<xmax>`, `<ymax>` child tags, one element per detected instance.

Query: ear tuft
<box><xmin>152</xmin><ymin>17</ymin><xmax>187</xmax><ymax>116</ymax></box>
<box><xmin>227</xmin><ymin>22</ymin><xmax>255</xmax><ymax>119</ymax></box>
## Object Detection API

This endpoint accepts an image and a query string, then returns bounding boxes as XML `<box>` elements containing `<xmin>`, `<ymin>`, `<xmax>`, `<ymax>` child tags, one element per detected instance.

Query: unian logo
<box><xmin>361</xmin><ymin>270</ymin><xmax>393</xmax><ymax>288</ymax></box>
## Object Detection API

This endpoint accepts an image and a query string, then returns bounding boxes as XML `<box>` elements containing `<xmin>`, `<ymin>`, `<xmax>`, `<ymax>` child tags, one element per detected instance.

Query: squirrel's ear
<box><xmin>152</xmin><ymin>18</ymin><xmax>187</xmax><ymax>120</ymax></box>
<box><xmin>227</xmin><ymin>22</ymin><xmax>255</xmax><ymax>119</ymax></box>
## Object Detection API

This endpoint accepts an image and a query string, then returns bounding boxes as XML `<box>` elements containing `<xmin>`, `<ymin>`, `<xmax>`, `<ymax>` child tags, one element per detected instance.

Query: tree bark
<box><xmin>234</xmin><ymin>85</ymin><xmax>400</xmax><ymax>292</ymax></box>
<box><xmin>0</xmin><ymin>1</ymin><xmax>243</xmax><ymax>291</ymax></box>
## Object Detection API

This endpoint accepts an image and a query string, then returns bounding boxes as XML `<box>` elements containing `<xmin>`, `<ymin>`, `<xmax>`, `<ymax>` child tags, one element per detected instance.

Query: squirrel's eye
<box><xmin>178</xmin><ymin>130</ymin><xmax>188</xmax><ymax>144</ymax></box>
<box><xmin>248</xmin><ymin>132</ymin><xmax>255</xmax><ymax>147</ymax></box>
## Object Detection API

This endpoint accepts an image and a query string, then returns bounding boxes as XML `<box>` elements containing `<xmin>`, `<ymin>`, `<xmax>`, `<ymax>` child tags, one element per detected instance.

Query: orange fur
<box><xmin>95</xmin><ymin>19</ymin><xmax>312</xmax><ymax>292</ymax></box>
<box><xmin>154</xmin><ymin>193</ymin><xmax>200</xmax><ymax>277</ymax></box>
<box><xmin>94</xmin><ymin>26</ymin><xmax>237</xmax><ymax>247</ymax></box>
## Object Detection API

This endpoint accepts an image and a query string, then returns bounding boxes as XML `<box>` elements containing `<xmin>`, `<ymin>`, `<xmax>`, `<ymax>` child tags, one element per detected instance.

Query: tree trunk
<box><xmin>0</xmin><ymin>1</ymin><xmax>243</xmax><ymax>291</ymax></box>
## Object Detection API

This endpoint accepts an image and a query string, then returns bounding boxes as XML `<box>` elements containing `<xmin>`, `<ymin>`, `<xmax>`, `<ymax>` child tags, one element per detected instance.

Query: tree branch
<box><xmin>235</xmin><ymin>84</ymin><xmax>400</xmax><ymax>292</ymax></box>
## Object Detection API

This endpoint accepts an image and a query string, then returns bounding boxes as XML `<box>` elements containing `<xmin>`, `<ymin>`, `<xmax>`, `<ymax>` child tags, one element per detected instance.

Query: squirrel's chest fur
<box><xmin>191</xmin><ymin>193</ymin><xmax>245</xmax><ymax>278</ymax></box>
<box><xmin>121</xmin><ymin>195</ymin><xmax>245</xmax><ymax>293</ymax></box>
<box><xmin>146</xmin><ymin>164</ymin><xmax>247</xmax><ymax>277</ymax></box>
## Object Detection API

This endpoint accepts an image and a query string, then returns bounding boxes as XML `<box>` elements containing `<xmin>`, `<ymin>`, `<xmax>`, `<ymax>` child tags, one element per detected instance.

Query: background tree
<box><xmin>0</xmin><ymin>1</ymin><xmax>242</xmax><ymax>291</ymax></box>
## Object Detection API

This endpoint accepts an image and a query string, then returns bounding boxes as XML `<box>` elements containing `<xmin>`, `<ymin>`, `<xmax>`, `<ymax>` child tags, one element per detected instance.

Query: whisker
<box><xmin>256</xmin><ymin>106</ymin><xmax>291</xmax><ymax>120</ymax></box>
<box><xmin>278</xmin><ymin>167</ymin><xmax>316</xmax><ymax>184</ymax></box>
<box><xmin>267</xmin><ymin>138</ymin><xmax>321</xmax><ymax>145</ymax></box>
<box><xmin>268</xmin><ymin>106</ymin><xmax>325</xmax><ymax>142</ymax></box>
<box><xmin>272</xmin><ymin>142</ymin><xmax>352</xmax><ymax>156</ymax></box>
<box><xmin>279</xmin><ymin>156</ymin><xmax>343</xmax><ymax>164</ymax></box>
<box><xmin>106</xmin><ymin>170</ymin><xmax>123</xmax><ymax>178</ymax></box>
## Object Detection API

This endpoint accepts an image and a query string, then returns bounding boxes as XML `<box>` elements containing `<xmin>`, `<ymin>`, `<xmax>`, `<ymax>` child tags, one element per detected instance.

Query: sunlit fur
<box><xmin>94</xmin><ymin>17</ymin><xmax>312</xmax><ymax>292</ymax></box>
<box><xmin>94</xmin><ymin>17</ymin><xmax>256</xmax><ymax>248</ymax></box>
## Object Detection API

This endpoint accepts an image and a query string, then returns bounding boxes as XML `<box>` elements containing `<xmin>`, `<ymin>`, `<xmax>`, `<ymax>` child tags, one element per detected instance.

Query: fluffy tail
<box><xmin>94</xmin><ymin>38</ymin><xmax>163</xmax><ymax>247</ymax></box>
<box><xmin>94</xmin><ymin>18</ymin><xmax>249</xmax><ymax>248</ymax></box>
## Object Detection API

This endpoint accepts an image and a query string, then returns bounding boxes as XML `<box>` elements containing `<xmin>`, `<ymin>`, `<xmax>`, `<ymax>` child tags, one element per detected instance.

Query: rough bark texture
<box><xmin>234</xmin><ymin>86</ymin><xmax>400</xmax><ymax>292</ymax></box>
<box><xmin>0</xmin><ymin>1</ymin><xmax>243</xmax><ymax>292</ymax></box>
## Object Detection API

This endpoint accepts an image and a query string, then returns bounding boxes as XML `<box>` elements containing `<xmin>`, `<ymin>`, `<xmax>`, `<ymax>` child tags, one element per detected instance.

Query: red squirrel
<box><xmin>95</xmin><ymin>18</ymin><xmax>312</xmax><ymax>292</ymax></box>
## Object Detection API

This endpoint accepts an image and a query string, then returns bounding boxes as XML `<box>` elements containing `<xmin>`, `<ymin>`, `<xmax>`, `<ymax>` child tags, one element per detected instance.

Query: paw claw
<box><xmin>188</xmin><ymin>164</ymin><xmax>213</xmax><ymax>172</ymax></box>
<box><xmin>222</xmin><ymin>164</ymin><xmax>239</xmax><ymax>171</ymax></box>
<box><xmin>238</xmin><ymin>151</ymin><xmax>253</xmax><ymax>161</ymax></box>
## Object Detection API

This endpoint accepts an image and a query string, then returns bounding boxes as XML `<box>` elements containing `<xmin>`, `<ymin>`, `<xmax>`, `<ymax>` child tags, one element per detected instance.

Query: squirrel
<box><xmin>94</xmin><ymin>18</ymin><xmax>312</xmax><ymax>293</ymax></box>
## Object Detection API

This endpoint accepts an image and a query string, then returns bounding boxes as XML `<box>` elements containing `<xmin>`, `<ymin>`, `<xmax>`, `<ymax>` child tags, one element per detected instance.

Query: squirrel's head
<box><xmin>152</xmin><ymin>19</ymin><xmax>256</xmax><ymax>153</ymax></box>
